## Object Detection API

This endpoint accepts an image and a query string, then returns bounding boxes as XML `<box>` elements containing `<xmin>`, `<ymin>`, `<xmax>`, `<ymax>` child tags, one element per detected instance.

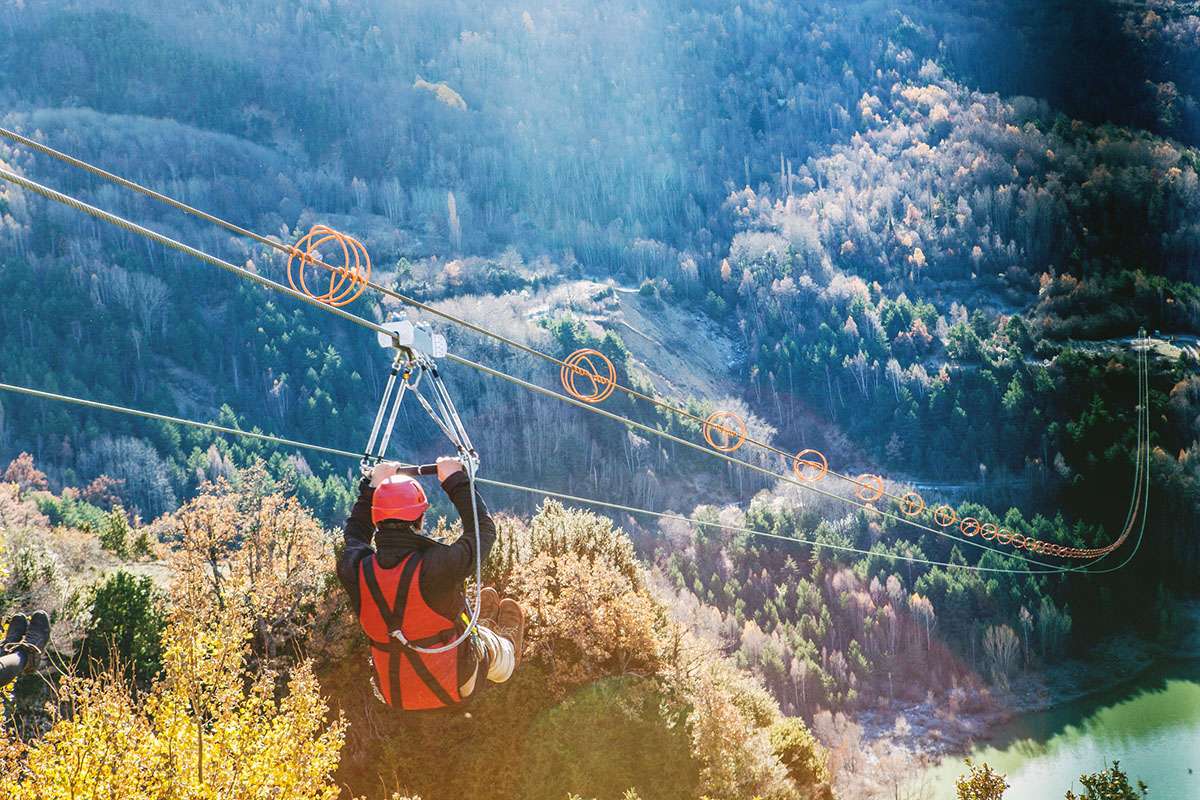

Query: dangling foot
<box><xmin>476</xmin><ymin>586</ymin><xmax>499</xmax><ymax>630</ymax></box>
<box><xmin>1</xmin><ymin>613</ymin><xmax>27</xmax><ymax>653</ymax></box>
<box><xmin>17</xmin><ymin>610</ymin><xmax>50</xmax><ymax>673</ymax></box>
<box><xmin>495</xmin><ymin>599</ymin><xmax>525</xmax><ymax>668</ymax></box>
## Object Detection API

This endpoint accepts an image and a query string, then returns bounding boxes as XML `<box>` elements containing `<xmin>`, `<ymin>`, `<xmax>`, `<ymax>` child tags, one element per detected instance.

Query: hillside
<box><xmin>0</xmin><ymin>463</ymin><xmax>832</xmax><ymax>800</ymax></box>
<box><xmin>1</xmin><ymin>1</ymin><xmax>1199</xmax><ymax>798</ymax></box>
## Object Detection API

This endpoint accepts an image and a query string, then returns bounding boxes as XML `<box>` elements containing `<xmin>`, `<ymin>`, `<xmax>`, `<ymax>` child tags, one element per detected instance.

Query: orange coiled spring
<box><xmin>287</xmin><ymin>225</ymin><xmax>370</xmax><ymax>307</ymax></box>
<box><xmin>560</xmin><ymin>349</ymin><xmax>616</xmax><ymax>403</ymax></box>
<box><xmin>792</xmin><ymin>449</ymin><xmax>828</xmax><ymax>482</ymax></box>
<box><xmin>703</xmin><ymin>411</ymin><xmax>746</xmax><ymax>452</ymax></box>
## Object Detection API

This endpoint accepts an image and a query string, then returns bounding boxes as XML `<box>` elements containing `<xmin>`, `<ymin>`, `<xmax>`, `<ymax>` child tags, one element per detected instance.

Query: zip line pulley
<box><xmin>361</xmin><ymin>314</ymin><xmax>478</xmax><ymax>477</ymax></box>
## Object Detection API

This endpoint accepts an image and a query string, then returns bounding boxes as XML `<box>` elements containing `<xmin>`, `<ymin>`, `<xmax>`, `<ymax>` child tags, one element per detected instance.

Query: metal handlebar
<box><xmin>395</xmin><ymin>463</ymin><xmax>439</xmax><ymax>477</ymax></box>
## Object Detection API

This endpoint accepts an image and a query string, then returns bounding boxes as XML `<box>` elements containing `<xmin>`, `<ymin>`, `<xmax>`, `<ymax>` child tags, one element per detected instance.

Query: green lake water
<box><xmin>924</xmin><ymin>659</ymin><xmax>1200</xmax><ymax>799</ymax></box>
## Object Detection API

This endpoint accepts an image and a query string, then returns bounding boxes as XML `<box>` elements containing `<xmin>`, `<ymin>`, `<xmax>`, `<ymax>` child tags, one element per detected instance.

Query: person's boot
<box><xmin>475</xmin><ymin>587</ymin><xmax>499</xmax><ymax>630</ymax></box>
<box><xmin>17</xmin><ymin>610</ymin><xmax>49</xmax><ymax>673</ymax></box>
<box><xmin>1</xmin><ymin>613</ymin><xmax>27</xmax><ymax>654</ymax></box>
<box><xmin>495</xmin><ymin>598</ymin><xmax>525</xmax><ymax>667</ymax></box>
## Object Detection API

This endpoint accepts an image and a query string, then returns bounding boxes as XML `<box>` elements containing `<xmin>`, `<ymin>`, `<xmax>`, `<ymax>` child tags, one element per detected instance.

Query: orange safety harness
<box><xmin>357</xmin><ymin>553</ymin><xmax>474</xmax><ymax>709</ymax></box>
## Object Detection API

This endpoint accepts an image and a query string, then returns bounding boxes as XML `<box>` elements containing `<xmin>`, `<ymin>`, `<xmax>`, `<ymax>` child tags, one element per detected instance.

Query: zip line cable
<box><xmin>1062</xmin><ymin>335</ymin><xmax>1150</xmax><ymax>570</ymax></box>
<box><xmin>0</xmin><ymin>127</ymin><xmax>1151</xmax><ymax>535</ymax></box>
<box><xmin>1089</xmin><ymin>345</ymin><xmax>1152</xmax><ymax>575</ymax></box>
<box><xmin>0</xmin><ymin>167</ymin><xmax>393</xmax><ymax>340</ymax></box>
<box><xmin>0</xmin><ymin>144</ymin><xmax>1147</xmax><ymax>566</ymax></box>
<box><xmin>0</xmin><ymin>381</ymin><xmax>354</xmax><ymax>459</ymax></box>
<box><xmin>0</xmin><ymin>380</ymin><xmax>1117</xmax><ymax>577</ymax></box>
<box><xmin>449</xmin><ymin>352</ymin><xmax>1117</xmax><ymax>572</ymax></box>
<box><xmin>0</xmin><ymin>164</ymin><xmax>1071</xmax><ymax>572</ymax></box>
<box><xmin>0</xmin><ymin>129</ymin><xmax>1125</xmax><ymax>554</ymax></box>
<box><xmin>0</xmin><ymin>125</ymin><xmax>916</xmax><ymax>503</ymax></box>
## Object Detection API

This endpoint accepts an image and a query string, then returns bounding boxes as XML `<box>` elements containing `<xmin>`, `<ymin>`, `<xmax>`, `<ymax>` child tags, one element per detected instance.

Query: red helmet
<box><xmin>372</xmin><ymin>476</ymin><xmax>429</xmax><ymax>524</ymax></box>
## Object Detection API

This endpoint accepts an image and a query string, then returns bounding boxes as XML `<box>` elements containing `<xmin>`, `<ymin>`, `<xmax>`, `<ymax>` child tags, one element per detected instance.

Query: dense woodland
<box><xmin>0</xmin><ymin>1</ymin><xmax>1197</xmax><ymax>798</ymax></box>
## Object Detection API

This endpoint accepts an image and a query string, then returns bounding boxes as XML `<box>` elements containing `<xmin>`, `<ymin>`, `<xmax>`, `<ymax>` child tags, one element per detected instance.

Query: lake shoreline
<box><xmin>854</xmin><ymin>601</ymin><xmax>1200</xmax><ymax>764</ymax></box>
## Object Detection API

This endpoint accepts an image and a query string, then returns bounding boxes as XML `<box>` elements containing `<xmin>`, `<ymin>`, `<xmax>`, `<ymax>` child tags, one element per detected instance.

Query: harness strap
<box><xmin>365</xmin><ymin>632</ymin><xmax>453</xmax><ymax>650</ymax></box>
<box><xmin>361</xmin><ymin>556</ymin><xmax>457</xmax><ymax>708</ymax></box>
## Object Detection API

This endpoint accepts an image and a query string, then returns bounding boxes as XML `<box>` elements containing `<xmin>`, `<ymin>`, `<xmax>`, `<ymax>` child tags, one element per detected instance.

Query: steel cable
<box><xmin>0</xmin><ymin>167</ymin><xmax>392</xmax><ymax>339</ymax></box>
<box><xmin>0</xmin><ymin>162</ymin><xmax>1067</xmax><ymax>570</ymax></box>
<box><xmin>0</xmin><ymin>134</ymin><xmax>1147</xmax><ymax>566</ymax></box>
<box><xmin>0</xmin><ymin>124</ymin><xmax>927</xmax><ymax>503</ymax></box>
<box><xmin>0</xmin><ymin>380</ymin><xmax>1111</xmax><ymax>576</ymax></box>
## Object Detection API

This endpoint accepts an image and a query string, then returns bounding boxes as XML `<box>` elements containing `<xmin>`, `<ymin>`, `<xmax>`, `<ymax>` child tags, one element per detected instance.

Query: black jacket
<box><xmin>337</xmin><ymin>471</ymin><xmax>497</xmax><ymax>625</ymax></box>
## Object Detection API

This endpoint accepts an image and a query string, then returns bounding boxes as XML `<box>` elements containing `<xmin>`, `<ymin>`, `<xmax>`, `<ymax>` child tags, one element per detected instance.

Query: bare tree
<box><xmin>982</xmin><ymin>624</ymin><xmax>1019</xmax><ymax>688</ymax></box>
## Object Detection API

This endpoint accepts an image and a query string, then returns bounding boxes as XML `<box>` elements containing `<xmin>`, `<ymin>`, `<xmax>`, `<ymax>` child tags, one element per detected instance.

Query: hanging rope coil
<box><xmin>703</xmin><ymin>411</ymin><xmax>746</xmax><ymax>452</ymax></box>
<box><xmin>287</xmin><ymin>225</ymin><xmax>370</xmax><ymax>307</ymax></box>
<box><xmin>560</xmin><ymin>348</ymin><xmax>616</xmax><ymax>403</ymax></box>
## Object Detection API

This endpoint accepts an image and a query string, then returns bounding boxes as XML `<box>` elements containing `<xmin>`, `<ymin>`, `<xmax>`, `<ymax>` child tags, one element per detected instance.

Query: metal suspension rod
<box><xmin>363</xmin><ymin>353</ymin><xmax>407</xmax><ymax>463</ymax></box>
<box><xmin>375</xmin><ymin>369</ymin><xmax>419</xmax><ymax>464</ymax></box>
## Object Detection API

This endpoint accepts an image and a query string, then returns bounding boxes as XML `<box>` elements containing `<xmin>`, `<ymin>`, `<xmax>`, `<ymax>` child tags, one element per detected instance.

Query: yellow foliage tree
<box><xmin>0</xmin><ymin>535</ymin><xmax>345</xmax><ymax>799</ymax></box>
<box><xmin>681</xmin><ymin>652</ymin><xmax>800</xmax><ymax>800</ymax></box>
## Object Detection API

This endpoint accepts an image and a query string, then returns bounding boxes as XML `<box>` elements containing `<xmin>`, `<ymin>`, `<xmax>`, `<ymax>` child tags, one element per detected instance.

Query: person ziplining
<box><xmin>336</xmin><ymin>457</ymin><xmax>524</xmax><ymax>710</ymax></box>
<box><xmin>334</xmin><ymin>314</ymin><xmax>526</xmax><ymax>711</ymax></box>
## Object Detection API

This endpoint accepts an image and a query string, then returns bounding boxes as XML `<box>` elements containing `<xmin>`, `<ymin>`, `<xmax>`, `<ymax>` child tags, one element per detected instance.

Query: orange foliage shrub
<box><xmin>485</xmin><ymin>501</ymin><xmax>665</xmax><ymax>696</ymax></box>
<box><xmin>81</xmin><ymin>474</ymin><xmax>126</xmax><ymax>510</ymax></box>
<box><xmin>3</xmin><ymin>452</ymin><xmax>47</xmax><ymax>493</ymax></box>
<box><xmin>158</xmin><ymin>462</ymin><xmax>332</xmax><ymax>666</ymax></box>
<box><xmin>511</xmin><ymin>549</ymin><xmax>663</xmax><ymax>693</ymax></box>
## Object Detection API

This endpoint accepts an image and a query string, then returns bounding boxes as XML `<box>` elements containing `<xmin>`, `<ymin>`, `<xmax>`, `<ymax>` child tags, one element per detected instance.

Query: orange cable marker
<box><xmin>560</xmin><ymin>349</ymin><xmax>616</xmax><ymax>403</ymax></box>
<box><xmin>933</xmin><ymin>505</ymin><xmax>956</xmax><ymax>527</ymax></box>
<box><xmin>900</xmin><ymin>492</ymin><xmax>924</xmax><ymax>517</ymax></box>
<box><xmin>981</xmin><ymin>522</ymin><xmax>998</xmax><ymax>541</ymax></box>
<box><xmin>854</xmin><ymin>474</ymin><xmax>884</xmax><ymax>502</ymax></box>
<box><xmin>792</xmin><ymin>449</ymin><xmax>828</xmax><ymax>482</ymax></box>
<box><xmin>960</xmin><ymin>517</ymin><xmax>980</xmax><ymax>537</ymax></box>
<box><xmin>703</xmin><ymin>411</ymin><xmax>746</xmax><ymax>452</ymax></box>
<box><xmin>287</xmin><ymin>225</ymin><xmax>371</xmax><ymax>307</ymax></box>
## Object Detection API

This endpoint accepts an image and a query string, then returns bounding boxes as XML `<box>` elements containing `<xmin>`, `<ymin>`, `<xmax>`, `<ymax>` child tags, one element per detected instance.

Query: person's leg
<box><xmin>1</xmin><ymin>614</ymin><xmax>27</xmax><ymax>651</ymax></box>
<box><xmin>476</xmin><ymin>587</ymin><xmax>499</xmax><ymax>629</ymax></box>
<box><xmin>495</xmin><ymin>598</ymin><xmax>525</xmax><ymax>668</ymax></box>
<box><xmin>3</xmin><ymin>610</ymin><xmax>50</xmax><ymax>677</ymax></box>
<box><xmin>0</xmin><ymin>651</ymin><xmax>26</xmax><ymax>690</ymax></box>
<box><xmin>476</xmin><ymin>626</ymin><xmax>515</xmax><ymax>683</ymax></box>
